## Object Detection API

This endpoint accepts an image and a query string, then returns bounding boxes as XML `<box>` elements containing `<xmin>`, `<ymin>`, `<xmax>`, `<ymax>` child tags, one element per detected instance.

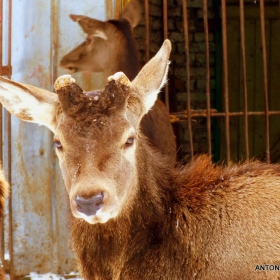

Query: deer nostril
<box><xmin>75</xmin><ymin>193</ymin><xmax>104</xmax><ymax>216</ymax></box>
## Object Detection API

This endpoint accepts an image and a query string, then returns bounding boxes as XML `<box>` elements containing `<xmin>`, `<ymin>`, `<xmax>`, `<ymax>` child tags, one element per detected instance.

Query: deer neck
<box><xmin>103</xmin><ymin>54</ymin><xmax>139</xmax><ymax>82</ymax></box>
<box><xmin>107</xmin><ymin>19</ymin><xmax>140</xmax><ymax>80</ymax></box>
<box><xmin>69</xmin><ymin>142</ymin><xmax>174</xmax><ymax>278</ymax></box>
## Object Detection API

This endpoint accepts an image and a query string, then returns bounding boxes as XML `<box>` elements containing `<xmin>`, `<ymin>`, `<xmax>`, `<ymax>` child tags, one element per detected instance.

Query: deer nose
<box><xmin>75</xmin><ymin>193</ymin><xmax>104</xmax><ymax>216</ymax></box>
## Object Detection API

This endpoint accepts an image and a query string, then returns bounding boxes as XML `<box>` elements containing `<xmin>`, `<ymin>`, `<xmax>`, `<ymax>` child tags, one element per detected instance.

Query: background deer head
<box><xmin>60</xmin><ymin>0</ymin><xmax>141</xmax><ymax>80</ymax></box>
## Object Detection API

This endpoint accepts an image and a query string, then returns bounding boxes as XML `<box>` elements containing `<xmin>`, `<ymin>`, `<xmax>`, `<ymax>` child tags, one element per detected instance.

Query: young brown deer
<box><xmin>0</xmin><ymin>40</ymin><xmax>280</xmax><ymax>279</ymax></box>
<box><xmin>60</xmin><ymin>0</ymin><xmax>177</xmax><ymax>163</ymax></box>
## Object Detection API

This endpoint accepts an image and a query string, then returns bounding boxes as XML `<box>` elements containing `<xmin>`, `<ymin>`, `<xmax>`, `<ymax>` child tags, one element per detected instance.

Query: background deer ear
<box><xmin>0</xmin><ymin>77</ymin><xmax>58</xmax><ymax>132</ymax></box>
<box><xmin>132</xmin><ymin>39</ymin><xmax>171</xmax><ymax>114</ymax></box>
<box><xmin>69</xmin><ymin>14</ymin><xmax>107</xmax><ymax>39</ymax></box>
<box><xmin>120</xmin><ymin>0</ymin><xmax>142</xmax><ymax>29</ymax></box>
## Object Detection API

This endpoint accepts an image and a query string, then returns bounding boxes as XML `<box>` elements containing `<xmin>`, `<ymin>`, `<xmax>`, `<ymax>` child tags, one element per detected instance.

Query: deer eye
<box><xmin>125</xmin><ymin>137</ymin><xmax>135</xmax><ymax>147</ymax></box>
<box><xmin>54</xmin><ymin>140</ymin><xmax>63</xmax><ymax>150</ymax></box>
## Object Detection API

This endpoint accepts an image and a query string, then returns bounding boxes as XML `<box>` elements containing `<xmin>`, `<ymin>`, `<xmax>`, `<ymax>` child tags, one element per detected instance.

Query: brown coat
<box><xmin>0</xmin><ymin>40</ymin><xmax>279</xmax><ymax>279</ymax></box>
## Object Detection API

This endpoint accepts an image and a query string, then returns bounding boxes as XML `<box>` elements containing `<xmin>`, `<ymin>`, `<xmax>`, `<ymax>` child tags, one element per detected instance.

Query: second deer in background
<box><xmin>60</xmin><ymin>0</ymin><xmax>177</xmax><ymax>163</ymax></box>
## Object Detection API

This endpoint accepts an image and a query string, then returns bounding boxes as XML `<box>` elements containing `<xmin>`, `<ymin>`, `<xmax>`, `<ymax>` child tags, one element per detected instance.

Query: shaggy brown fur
<box><xmin>70</xmin><ymin>149</ymin><xmax>280</xmax><ymax>280</ymax></box>
<box><xmin>57</xmin><ymin>81</ymin><xmax>280</xmax><ymax>280</ymax></box>
<box><xmin>0</xmin><ymin>40</ymin><xmax>279</xmax><ymax>280</ymax></box>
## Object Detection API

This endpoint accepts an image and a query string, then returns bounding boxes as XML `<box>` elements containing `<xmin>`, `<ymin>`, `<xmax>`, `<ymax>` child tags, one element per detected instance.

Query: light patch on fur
<box><xmin>79</xmin><ymin>209</ymin><xmax>118</xmax><ymax>224</ymax></box>
<box><xmin>54</xmin><ymin>75</ymin><xmax>76</xmax><ymax>92</ymax></box>
<box><xmin>93</xmin><ymin>30</ymin><xmax>108</xmax><ymax>40</ymax></box>
<box><xmin>108</xmin><ymin>72</ymin><xmax>132</xmax><ymax>87</ymax></box>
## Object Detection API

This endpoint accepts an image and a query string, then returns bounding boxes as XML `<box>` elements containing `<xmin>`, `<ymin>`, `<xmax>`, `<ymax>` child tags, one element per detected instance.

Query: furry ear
<box><xmin>69</xmin><ymin>15</ymin><xmax>108</xmax><ymax>40</ymax></box>
<box><xmin>0</xmin><ymin>77</ymin><xmax>58</xmax><ymax>132</ymax></box>
<box><xmin>120</xmin><ymin>0</ymin><xmax>142</xmax><ymax>29</ymax></box>
<box><xmin>131</xmin><ymin>39</ymin><xmax>171</xmax><ymax>114</ymax></box>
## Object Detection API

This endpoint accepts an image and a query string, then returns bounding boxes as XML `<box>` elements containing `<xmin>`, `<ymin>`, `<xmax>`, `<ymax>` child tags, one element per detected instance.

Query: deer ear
<box><xmin>69</xmin><ymin>14</ymin><xmax>108</xmax><ymax>40</ymax></box>
<box><xmin>120</xmin><ymin>0</ymin><xmax>142</xmax><ymax>29</ymax></box>
<box><xmin>132</xmin><ymin>39</ymin><xmax>171</xmax><ymax>114</ymax></box>
<box><xmin>0</xmin><ymin>77</ymin><xmax>58</xmax><ymax>132</ymax></box>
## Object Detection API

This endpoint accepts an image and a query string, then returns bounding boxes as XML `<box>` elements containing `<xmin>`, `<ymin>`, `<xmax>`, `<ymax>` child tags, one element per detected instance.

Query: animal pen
<box><xmin>0</xmin><ymin>0</ymin><xmax>279</xmax><ymax>278</ymax></box>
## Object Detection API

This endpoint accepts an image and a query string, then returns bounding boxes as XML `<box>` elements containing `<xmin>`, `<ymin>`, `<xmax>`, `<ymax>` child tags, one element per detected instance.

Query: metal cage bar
<box><xmin>182</xmin><ymin>0</ymin><xmax>194</xmax><ymax>159</ymax></box>
<box><xmin>221</xmin><ymin>0</ymin><xmax>230</xmax><ymax>164</ymax></box>
<box><xmin>144</xmin><ymin>0</ymin><xmax>150</xmax><ymax>61</ymax></box>
<box><xmin>0</xmin><ymin>0</ymin><xmax>3</xmax><ymax>272</ymax></box>
<box><xmin>163</xmin><ymin>0</ymin><xmax>170</xmax><ymax>112</ymax></box>
<box><xmin>0</xmin><ymin>0</ymin><xmax>13</xmax><ymax>277</ymax></box>
<box><xmin>7</xmin><ymin>0</ymin><xmax>13</xmax><ymax>278</ymax></box>
<box><xmin>203</xmin><ymin>0</ymin><xmax>212</xmax><ymax>156</ymax></box>
<box><xmin>239</xmin><ymin>0</ymin><xmax>249</xmax><ymax>161</ymax></box>
<box><xmin>259</xmin><ymin>0</ymin><xmax>270</xmax><ymax>163</ymax></box>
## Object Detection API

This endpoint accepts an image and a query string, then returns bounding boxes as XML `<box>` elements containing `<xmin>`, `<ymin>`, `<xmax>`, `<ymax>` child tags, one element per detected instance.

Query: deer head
<box><xmin>60</xmin><ymin>0</ymin><xmax>141</xmax><ymax>79</ymax></box>
<box><xmin>0</xmin><ymin>40</ymin><xmax>171</xmax><ymax>224</ymax></box>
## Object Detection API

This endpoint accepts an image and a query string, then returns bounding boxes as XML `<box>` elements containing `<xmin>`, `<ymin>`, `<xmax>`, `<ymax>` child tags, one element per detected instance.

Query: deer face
<box><xmin>60</xmin><ymin>34</ymin><xmax>109</xmax><ymax>74</ymax></box>
<box><xmin>53</xmin><ymin>79</ymin><xmax>140</xmax><ymax>224</ymax></box>
<box><xmin>0</xmin><ymin>39</ymin><xmax>171</xmax><ymax>224</ymax></box>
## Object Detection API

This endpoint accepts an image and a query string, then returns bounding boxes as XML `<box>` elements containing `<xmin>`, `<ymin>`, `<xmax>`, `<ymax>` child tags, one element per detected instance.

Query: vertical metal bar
<box><xmin>239</xmin><ymin>0</ymin><xmax>249</xmax><ymax>161</ymax></box>
<box><xmin>7</xmin><ymin>0</ymin><xmax>11</xmax><ymax>79</ymax></box>
<box><xmin>259</xmin><ymin>0</ymin><xmax>270</xmax><ymax>163</ymax></box>
<box><xmin>115</xmin><ymin>0</ymin><xmax>120</xmax><ymax>19</ymax></box>
<box><xmin>163</xmin><ymin>0</ymin><xmax>169</xmax><ymax>112</ymax></box>
<box><xmin>121</xmin><ymin>0</ymin><xmax>130</xmax><ymax>10</ymax></box>
<box><xmin>203</xmin><ymin>0</ymin><xmax>211</xmax><ymax>157</ymax></box>
<box><xmin>182</xmin><ymin>0</ymin><xmax>194</xmax><ymax>159</ymax></box>
<box><xmin>106</xmin><ymin>0</ymin><xmax>114</xmax><ymax>19</ymax></box>
<box><xmin>144</xmin><ymin>0</ymin><xmax>149</xmax><ymax>61</ymax></box>
<box><xmin>0</xmin><ymin>0</ymin><xmax>3</xmax><ymax>271</ymax></box>
<box><xmin>221</xmin><ymin>0</ymin><xmax>230</xmax><ymax>164</ymax></box>
<box><xmin>7</xmin><ymin>0</ymin><xmax>13</xmax><ymax>278</ymax></box>
<box><xmin>0</xmin><ymin>0</ymin><xmax>2</xmax><ymax>72</ymax></box>
<box><xmin>50</xmin><ymin>0</ymin><xmax>59</xmax><ymax>272</ymax></box>
<box><xmin>51</xmin><ymin>0</ymin><xmax>58</xmax><ymax>87</ymax></box>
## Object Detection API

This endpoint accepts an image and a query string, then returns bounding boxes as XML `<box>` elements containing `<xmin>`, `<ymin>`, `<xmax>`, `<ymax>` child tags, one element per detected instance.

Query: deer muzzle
<box><xmin>75</xmin><ymin>193</ymin><xmax>104</xmax><ymax>216</ymax></box>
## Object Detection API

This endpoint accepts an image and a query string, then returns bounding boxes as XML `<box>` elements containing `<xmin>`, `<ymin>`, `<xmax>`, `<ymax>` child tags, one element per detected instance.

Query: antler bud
<box><xmin>54</xmin><ymin>75</ymin><xmax>88</xmax><ymax>116</ymax></box>
<box><xmin>108</xmin><ymin>72</ymin><xmax>132</xmax><ymax>87</ymax></box>
<box><xmin>54</xmin><ymin>75</ymin><xmax>76</xmax><ymax>92</ymax></box>
<box><xmin>54</xmin><ymin>74</ymin><xmax>131</xmax><ymax>121</ymax></box>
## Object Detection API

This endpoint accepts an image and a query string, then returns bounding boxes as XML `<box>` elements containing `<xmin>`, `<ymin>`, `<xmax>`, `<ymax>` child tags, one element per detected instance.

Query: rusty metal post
<box><xmin>0</xmin><ymin>0</ymin><xmax>3</xmax><ymax>272</ymax></box>
<box><xmin>50</xmin><ymin>0</ymin><xmax>59</xmax><ymax>272</ymax></box>
<box><xmin>115</xmin><ymin>0</ymin><xmax>120</xmax><ymax>19</ymax></box>
<box><xmin>163</xmin><ymin>0</ymin><xmax>170</xmax><ymax>112</ymax></box>
<box><xmin>0</xmin><ymin>0</ymin><xmax>13</xmax><ymax>276</ymax></box>
<box><xmin>221</xmin><ymin>0</ymin><xmax>230</xmax><ymax>164</ymax></box>
<box><xmin>203</xmin><ymin>0</ymin><xmax>211</xmax><ymax>157</ymax></box>
<box><xmin>7</xmin><ymin>0</ymin><xmax>13</xmax><ymax>278</ymax></box>
<box><xmin>239</xmin><ymin>0</ymin><xmax>249</xmax><ymax>161</ymax></box>
<box><xmin>51</xmin><ymin>0</ymin><xmax>58</xmax><ymax>87</ymax></box>
<box><xmin>144</xmin><ymin>0</ymin><xmax>149</xmax><ymax>61</ymax></box>
<box><xmin>182</xmin><ymin>0</ymin><xmax>194</xmax><ymax>159</ymax></box>
<box><xmin>259</xmin><ymin>0</ymin><xmax>270</xmax><ymax>163</ymax></box>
